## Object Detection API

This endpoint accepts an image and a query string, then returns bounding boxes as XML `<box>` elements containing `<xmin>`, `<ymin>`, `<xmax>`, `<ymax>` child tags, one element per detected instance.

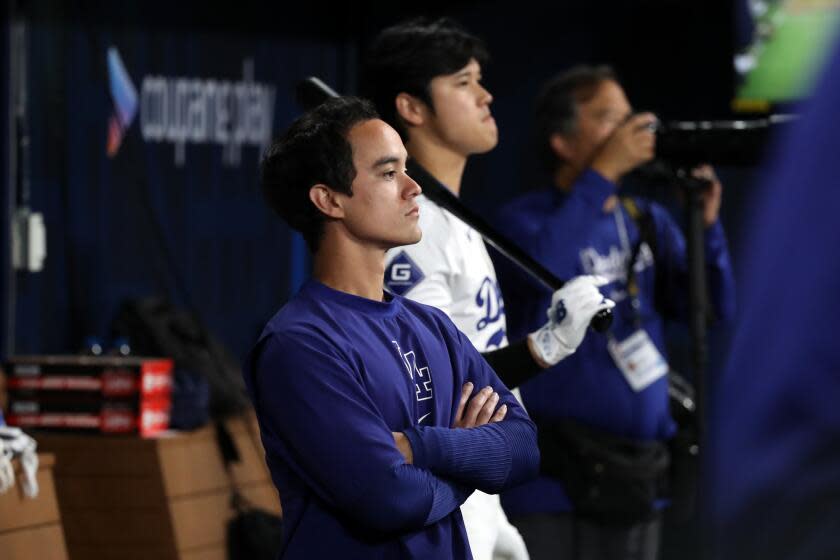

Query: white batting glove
<box><xmin>528</xmin><ymin>275</ymin><xmax>615</xmax><ymax>367</ymax></box>
<box><xmin>0</xmin><ymin>426</ymin><xmax>39</xmax><ymax>497</ymax></box>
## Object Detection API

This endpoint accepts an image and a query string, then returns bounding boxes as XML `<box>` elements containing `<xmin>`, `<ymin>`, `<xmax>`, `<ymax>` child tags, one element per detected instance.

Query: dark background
<box><xmin>0</xmin><ymin>1</ymin><xmax>788</xmax><ymax>557</ymax></box>
<box><xmin>3</xmin><ymin>0</ymin><xmax>757</xmax><ymax>360</ymax></box>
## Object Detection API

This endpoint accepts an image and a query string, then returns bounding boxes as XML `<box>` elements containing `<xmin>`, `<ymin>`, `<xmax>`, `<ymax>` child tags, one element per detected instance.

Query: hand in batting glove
<box><xmin>527</xmin><ymin>275</ymin><xmax>615</xmax><ymax>367</ymax></box>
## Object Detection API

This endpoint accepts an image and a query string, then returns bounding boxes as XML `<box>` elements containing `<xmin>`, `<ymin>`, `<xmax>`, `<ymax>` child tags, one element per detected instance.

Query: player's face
<box><xmin>425</xmin><ymin>58</ymin><xmax>498</xmax><ymax>156</ymax></box>
<box><xmin>338</xmin><ymin>119</ymin><xmax>423</xmax><ymax>250</ymax></box>
<box><xmin>562</xmin><ymin>79</ymin><xmax>632</xmax><ymax>170</ymax></box>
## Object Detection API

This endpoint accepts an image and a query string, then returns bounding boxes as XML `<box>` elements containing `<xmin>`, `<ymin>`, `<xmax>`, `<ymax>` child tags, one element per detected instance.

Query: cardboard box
<box><xmin>0</xmin><ymin>454</ymin><xmax>61</xmax><ymax>532</ymax></box>
<box><xmin>65</xmin><ymin>543</ymin><xmax>226</xmax><ymax>560</ymax></box>
<box><xmin>40</xmin><ymin>415</ymin><xmax>271</xmax><ymax>497</ymax></box>
<box><xmin>37</xmin><ymin>413</ymin><xmax>281</xmax><ymax>560</ymax></box>
<box><xmin>0</xmin><ymin>523</ymin><xmax>69</xmax><ymax>560</ymax></box>
<box><xmin>5</xmin><ymin>355</ymin><xmax>172</xmax><ymax>437</ymax></box>
<box><xmin>61</xmin><ymin>481</ymin><xmax>279</xmax><ymax>549</ymax></box>
<box><xmin>0</xmin><ymin>454</ymin><xmax>69</xmax><ymax>560</ymax></box>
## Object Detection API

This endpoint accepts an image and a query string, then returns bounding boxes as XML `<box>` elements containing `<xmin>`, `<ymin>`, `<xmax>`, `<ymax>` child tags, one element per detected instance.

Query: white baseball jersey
<box><xmin>385</xmin><ymin>195</ymin><xmax>529</xmax><ymax>560</ymax></box>
<box><xmin>385</xmin><ymin>195</ymin><xmax>508</xmax><ymax>352</ymax></box>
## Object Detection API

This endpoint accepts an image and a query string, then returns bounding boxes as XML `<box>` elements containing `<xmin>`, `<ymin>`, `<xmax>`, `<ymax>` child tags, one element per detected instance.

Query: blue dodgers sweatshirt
<box><xmin>494</xmin><ymin>170</ymin><xmax>735</xmax><ymax>516</ymax></box>
<box><xmin>242</xmin><ymin>279</ymin><xmax>539</xmax><ymax>559</ymax></box>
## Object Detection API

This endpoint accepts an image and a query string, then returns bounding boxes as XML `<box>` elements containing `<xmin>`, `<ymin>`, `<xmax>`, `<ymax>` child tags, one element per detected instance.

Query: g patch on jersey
<box><xmin>385</xmin><ymin>251</ymin><xmax>425</xmax><ymax>296</ymax></box>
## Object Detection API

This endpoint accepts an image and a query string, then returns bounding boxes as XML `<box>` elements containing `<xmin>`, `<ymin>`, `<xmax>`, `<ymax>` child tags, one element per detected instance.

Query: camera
<box><xmin>653</xmin><ymin>115</ymin><xmax>795</xmax><ymax>167</ymax></box>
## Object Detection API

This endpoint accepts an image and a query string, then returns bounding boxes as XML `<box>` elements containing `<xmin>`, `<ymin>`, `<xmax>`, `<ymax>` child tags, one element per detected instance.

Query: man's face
<box><xmin>425</xmin><ymin>58</ymin><xmax>498</xmax><ymax>156</ymax></box>
<box><xmin>336</xmin><ymin>119</ymin><xmax>422</xmax><ymax>250</ymax></box>
<box><xmin>561</xmin><ymin>79</ymin><xmax>632</xmax><ymax>171</ymax></box>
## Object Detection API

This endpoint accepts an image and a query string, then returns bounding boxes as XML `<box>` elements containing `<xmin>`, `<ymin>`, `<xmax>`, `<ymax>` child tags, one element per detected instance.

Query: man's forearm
<box><xmin>403</xmin><ymin>417</ymin><xmax>539</xmax><ymax>494</ymax></box>
<box><xmin>340</xmin><ymin>459</ymin><xmax>473</xmax><ymax>532</ymax></box>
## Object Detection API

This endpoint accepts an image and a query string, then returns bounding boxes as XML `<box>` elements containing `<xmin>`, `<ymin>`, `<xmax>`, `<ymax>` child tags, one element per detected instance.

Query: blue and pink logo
<box><xmin>106</xmin><ymin>47</ymin><xmax>138</xmax><ymax>157</ymax></box>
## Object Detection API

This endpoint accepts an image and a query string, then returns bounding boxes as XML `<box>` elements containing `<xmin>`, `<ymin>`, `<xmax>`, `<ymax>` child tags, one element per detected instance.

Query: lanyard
<box><xmin>614</xmin><ymin>206</ymin><xmax>644</xmax><ymax>330</ymax></box>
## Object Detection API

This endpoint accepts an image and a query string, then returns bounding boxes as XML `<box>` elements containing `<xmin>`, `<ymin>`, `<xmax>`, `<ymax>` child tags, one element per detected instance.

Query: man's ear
<box><xmin>549</xmin><ymin>132</ymin><xmax>574</xmax><ymax>161</ymax></box>
<box><xmin>309</xmin><ymin>184</ymin><xmax>344</xmax><ymax>219</ymax></box>
<box><xmin>395</xmin><ymin>92</ymin><xmax>428</xmax><ymax>127</ymax></box>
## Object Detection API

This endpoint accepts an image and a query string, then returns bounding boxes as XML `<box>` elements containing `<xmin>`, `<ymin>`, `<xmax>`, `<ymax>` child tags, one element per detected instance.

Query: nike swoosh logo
<box><xmin>418</xmin><ymin>412</ymin><xmax>432</xmax><ymax>424</ymax></box>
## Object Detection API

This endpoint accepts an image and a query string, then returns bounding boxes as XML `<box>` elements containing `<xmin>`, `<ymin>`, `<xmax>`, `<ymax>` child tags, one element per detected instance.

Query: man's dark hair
<box><xmin>260</xmin><ymin>96</ymin><xmax>378</xmax><ymax>252</ymax></box>
<box><xmin>361</xmin><ymin>17</ymin><xmax>489</xmax><ymax>142</ymax></box>
<box><xmin>534</xmin><ymin>65</ymin><xmax>617</xmax><ymax>170</ymax></box>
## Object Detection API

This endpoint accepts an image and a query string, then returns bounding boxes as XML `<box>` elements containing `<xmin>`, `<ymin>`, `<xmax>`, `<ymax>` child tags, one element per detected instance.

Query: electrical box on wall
<box><xmin>11</xmin><ymin>209</ymin><xmax>46</xmax><ymax>272</ymax></box>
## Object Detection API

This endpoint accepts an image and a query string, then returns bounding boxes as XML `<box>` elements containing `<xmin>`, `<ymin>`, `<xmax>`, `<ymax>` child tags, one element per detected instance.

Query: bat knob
<box><xmin>590</xmin><ymin>308</ymin><xmax>613</xmax><ymax>333</ymax></box>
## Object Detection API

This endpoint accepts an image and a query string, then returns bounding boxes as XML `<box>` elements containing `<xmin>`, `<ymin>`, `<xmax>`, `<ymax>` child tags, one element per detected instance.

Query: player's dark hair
<box><xmin>361</xmin><ymin>17</ymin><xmax>489</xmax><ymax>142</ymax></box>
<box><xmin>260</xmin><ymin>96</ymin><xmax>379</xmax><ymax>253</ymax></box>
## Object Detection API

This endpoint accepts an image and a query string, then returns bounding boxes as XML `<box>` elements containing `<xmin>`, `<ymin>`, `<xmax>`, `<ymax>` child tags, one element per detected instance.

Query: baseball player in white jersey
<box><xmin>365</xmin><ymin>18</ymin><xmax>613</xmax><ymax>560</ymax></box>
<box><xmin>385</xmin><ymin>173</ymin><xmax>611</xmax><ymax>560</ymax></box>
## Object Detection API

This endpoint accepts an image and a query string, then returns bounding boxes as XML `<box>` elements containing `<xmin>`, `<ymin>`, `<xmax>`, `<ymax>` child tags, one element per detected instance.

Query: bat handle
<box><xmin>590</xmin><ymin>308</ymin><xmax>613</xmax><ymax>333</ymax></box>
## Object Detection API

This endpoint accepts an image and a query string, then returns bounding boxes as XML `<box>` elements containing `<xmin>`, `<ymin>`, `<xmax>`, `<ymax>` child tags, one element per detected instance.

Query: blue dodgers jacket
<box><xmin>494</xmin><ymin>169</ymin><xmax>735</xmax><ymax>516</ymax></box>
<box><xmin>243</xmin><ymin>279</ymin><xmax>539</xmax><ymax>559</ymax></box>
<box><xmin>711</xmin><ymin>39</ymin><xmax>840</xmax><ymax>560</ymax></box>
